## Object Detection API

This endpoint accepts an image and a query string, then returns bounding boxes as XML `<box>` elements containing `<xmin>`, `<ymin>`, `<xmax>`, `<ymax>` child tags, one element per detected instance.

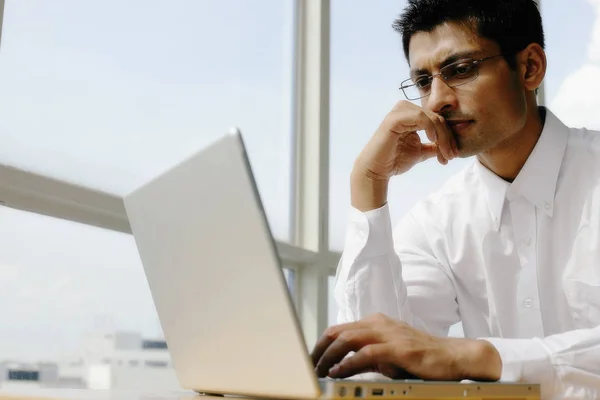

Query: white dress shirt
<box><xmin>334</xmin><ymin>107</ymin><xmax>600</xmax><ymax>399</ymax></box>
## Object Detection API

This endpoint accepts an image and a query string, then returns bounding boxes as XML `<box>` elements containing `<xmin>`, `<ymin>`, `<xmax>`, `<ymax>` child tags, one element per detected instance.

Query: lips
<box><xmin>447</xmin><ymin>120</ymin><xmax>474</xmax><ymax>133</ymax></box>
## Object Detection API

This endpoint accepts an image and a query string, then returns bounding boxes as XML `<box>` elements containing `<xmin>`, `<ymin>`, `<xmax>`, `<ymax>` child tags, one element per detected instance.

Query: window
<box><xmin>0</xmin><ymin>207</ymin><xmax>158</xmax><ymax>362</ymax></box>
<box><xmin>8</xmin><ymin>370</ymin><xmax>40</xmax><ymax>381</ymax></box>
<box><xmin>0</xmin><ymin>0</ymin><xmax>294</xmax><ymax>377</ymax></box>
<box><xmin>141</xmin><ymin>340</ymin><xmax>168</xmax><ymax>350</ymax></box>
<box><xmin>144</xmin><ymin>361</ymin><xmax>168</xmax><ymax>368</ymax></box>
<box><xmin>0</xmin><ymin>0</ymin><xmax>293</xmax><ymax>240</ymax></box>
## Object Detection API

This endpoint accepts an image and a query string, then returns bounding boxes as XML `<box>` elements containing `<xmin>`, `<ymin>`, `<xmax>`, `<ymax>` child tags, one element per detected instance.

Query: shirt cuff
<box><xmin>345</xmin><ymin>203</ymin><xmax>395</xmax><ymax>259</ymax></box>
<box><xmin>480</xmin><ymin>337</ymin><xmax>554</xmax><ymax>385</ymax></box>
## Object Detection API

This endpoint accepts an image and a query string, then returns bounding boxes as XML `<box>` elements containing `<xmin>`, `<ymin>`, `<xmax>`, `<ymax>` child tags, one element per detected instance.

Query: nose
<box><xmin>422</xmin><ymin>75</ymin><xmax>458</xmax><ymax>114</ymax></box>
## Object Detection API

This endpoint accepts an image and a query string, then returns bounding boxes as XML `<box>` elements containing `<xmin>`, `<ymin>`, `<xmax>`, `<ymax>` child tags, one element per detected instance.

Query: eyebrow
<box><xmin>410</xmin><ymin>50</ymin><xmax>482</xmax><ymax>78</ymax></box>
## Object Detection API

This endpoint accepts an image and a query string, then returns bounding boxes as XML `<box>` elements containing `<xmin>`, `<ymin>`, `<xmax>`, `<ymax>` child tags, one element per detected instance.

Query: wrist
<box><xmin>350</xmin><ymin>168</ymin><xmax>389</xmax><ymax>212</ymax></box>
<box><xmin>450</xmin><ymin>338</ymin><xmax>502</xmax><ymax>381</ymax></box>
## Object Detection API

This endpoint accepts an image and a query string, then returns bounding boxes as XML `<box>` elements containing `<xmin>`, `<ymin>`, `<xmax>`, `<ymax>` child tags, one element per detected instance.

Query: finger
<box><xmin>391</xmin><ymin>99</ymin><xmax>417</xmax><ymax>113</ymax></box>
<box><xmin>310</xmin><ymin>321</ymin><xmax>365</xmax><ymax>366</ymax></box>
<box><xmin>315</xmin><ymin>329</ymin><xmax>381</xmax><ymax>378</ymax></box>
<box><xmin>437</xmin><ymin>146</ymin><xmax>448</xmax><ymax>165</ymax></box>
<box><xmin>420</xmin><ymin>143</ymin><xmax>438</xmax><ymax>162</ymax></box>
<box><xmin>385</xmin><ymin>107</ymin><xmax>437</xmax><ymax>143</ymax></box>
<box><xmin>328</xmin><ymin>343</ymin><xmax>392</xmax><ymax>379</ymax></box>
<box><xmin>449</xmin><ymin>125</ymin><xmax>459</xmax><ymax>158</ymax></box>
<box><xmin>385</xmin><ymin>115</ymin><xmax>419</xmax><ymax>137</ymax></box>
<box><xmin>412</xmin><ymin>111</ymin><xmax>439</xmax><ymax>144</ymax></box>
<box><xmin>446</xmin><ymin>119</ymin><xmax>459</xmax><ymax>157</ymax></box>
<box><xmin>431</xmin><ymin>114</ymin><xmax>455</xmax><ymax>160</ymax></box>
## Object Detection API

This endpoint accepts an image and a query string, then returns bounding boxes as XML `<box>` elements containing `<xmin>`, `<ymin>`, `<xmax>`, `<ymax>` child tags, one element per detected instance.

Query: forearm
<box><xmin>335</xmin><ymin>205</ymin><xmax>459</xmax><ymax>339</ymax></box>
<box><xmin>335</xmin><ymin>204</ymin><xmax>406</xmax><ymax>323</ymax></box>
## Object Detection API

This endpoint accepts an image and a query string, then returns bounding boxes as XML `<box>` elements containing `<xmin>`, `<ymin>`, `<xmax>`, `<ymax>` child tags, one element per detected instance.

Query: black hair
<box><xmin>392</xmin><ymin>0</ymin><xmax>545</xmax><ymax>69</ymax></box>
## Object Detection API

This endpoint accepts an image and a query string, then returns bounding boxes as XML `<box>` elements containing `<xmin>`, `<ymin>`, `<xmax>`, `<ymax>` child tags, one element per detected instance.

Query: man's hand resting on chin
<box><xmin>310</xmin><ymin>313</ymin><xmax>502</xmax><ymax>382</ymax></box>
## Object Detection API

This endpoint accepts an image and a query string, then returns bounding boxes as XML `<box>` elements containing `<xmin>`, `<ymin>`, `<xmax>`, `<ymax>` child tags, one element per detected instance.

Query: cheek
<box><xmin>497</xmin><ymin>74</ymin><xmax>528</xmax><ymax>119</ymax></box>
<box><xmin>474</xmin><ymin>79</ymin><xmax>527</xmax><ymax>132</ymax></box>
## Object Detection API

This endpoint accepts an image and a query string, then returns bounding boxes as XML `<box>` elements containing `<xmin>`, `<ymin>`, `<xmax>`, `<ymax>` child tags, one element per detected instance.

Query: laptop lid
<box><xmin>123</xmin><ymin>131</ymin><xmax>320</xmax><ymax>399</ymax></box>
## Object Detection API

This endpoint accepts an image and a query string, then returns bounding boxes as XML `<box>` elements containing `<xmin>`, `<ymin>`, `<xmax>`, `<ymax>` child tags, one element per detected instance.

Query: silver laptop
<box><xmin>123</xmin><ymin>131</ymin><xmax>540</xmax><ymax>400</ymax></box>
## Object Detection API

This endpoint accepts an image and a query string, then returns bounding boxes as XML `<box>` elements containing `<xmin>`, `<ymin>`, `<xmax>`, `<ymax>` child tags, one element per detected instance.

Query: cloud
<box><xmin>587</xmin><ymin>0</ymin><xmax>600</xmax><ymax>63</ymax></box>
<box><xmin>588</xmin><ymin>0</ymin><xmax>600</xmax><ymax>8</ymax></box>
<box><xmin>550</xmin><ymin>1</ymin><xmax>600</xmax><ymax>131</ymax></box>
<box><xmin>551</xmin><ymin>64</ymin><xmax>600</xmax><ymax>130</ymax></box>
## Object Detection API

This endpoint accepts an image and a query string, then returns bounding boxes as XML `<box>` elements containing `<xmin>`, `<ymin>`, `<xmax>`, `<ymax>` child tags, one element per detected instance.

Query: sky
<box><xmin>0</xmin><ymin>0</ymin><xmax>599</xmax><ymax>362</ymax></box>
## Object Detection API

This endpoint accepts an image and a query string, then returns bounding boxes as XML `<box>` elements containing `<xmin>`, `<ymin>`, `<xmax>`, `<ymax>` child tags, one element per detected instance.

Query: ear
<box><xmin>516</xmin><ymin>43</ymin><xmax>547</xmax><ymax>92</ymax></box>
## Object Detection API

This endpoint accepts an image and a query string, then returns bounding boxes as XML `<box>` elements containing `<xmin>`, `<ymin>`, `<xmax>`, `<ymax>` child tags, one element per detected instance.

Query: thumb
<box><xmin>420</xmin><ymin>143</ymin><xmax>438</xmax><ymax>161</ymax></box>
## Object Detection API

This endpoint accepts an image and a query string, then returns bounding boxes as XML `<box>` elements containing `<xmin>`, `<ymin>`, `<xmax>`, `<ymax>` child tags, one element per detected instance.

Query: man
<box><xmin>310</xmin><ymin>0</ymin><xmax>600</xmax><ymax>398</ymax></box>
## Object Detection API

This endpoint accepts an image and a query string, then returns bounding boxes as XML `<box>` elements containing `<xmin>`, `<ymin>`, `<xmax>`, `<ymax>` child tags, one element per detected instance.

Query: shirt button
<box><xmin>523</xmin><ymin>237</ymin><xmax>532</xmax><ymax>246</ymax></box>
<box><xmin>523</xmin><ymin>298</ymin><xmax>533</xmax><ymax>308</ymax></box>
<box><xmin>544</xmin><ymin>202</ymin><xmax>551</xmax><ymax>211</ymax></box>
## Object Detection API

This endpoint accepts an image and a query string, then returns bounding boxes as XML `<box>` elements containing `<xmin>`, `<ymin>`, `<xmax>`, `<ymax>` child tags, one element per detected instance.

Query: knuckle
<box><xmin>361</xmin><ymin>345</ymin><xmax>377</xmax><ymax>358</ymax></box>
<box><xmin>323</xmin><ymin>327</ymin><xmax>338</xmax><ymax>341</ymax></box>
<box><xmin>394</xmin><ymin>100</ymin><xmax>412</xmax><ymax>111</ymax></box>
<box><xmin>338</xmin><ymin>331</ymin><xmax>356</xmax><ymax>343</ymax></box>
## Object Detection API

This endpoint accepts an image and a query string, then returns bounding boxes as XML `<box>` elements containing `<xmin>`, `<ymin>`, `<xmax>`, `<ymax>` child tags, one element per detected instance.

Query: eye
<box><xmin>452</xmin><ymin>63</ymin><xmax>475</xmax><ymax>76</ymax></box>
<box><xmin>414</xmin><ymin>76</ymin><xmax>430</xmax><ymax>88</ymax></box>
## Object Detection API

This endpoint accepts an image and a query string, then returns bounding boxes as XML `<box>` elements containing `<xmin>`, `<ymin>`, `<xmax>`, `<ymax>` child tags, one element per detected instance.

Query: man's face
<box><xmin>408</xmin><ymin>22</ymin><xmax>528</xmax><ymax>157</ymax></box>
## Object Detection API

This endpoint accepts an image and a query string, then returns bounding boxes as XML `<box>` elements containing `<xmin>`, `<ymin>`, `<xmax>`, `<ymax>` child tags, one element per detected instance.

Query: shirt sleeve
<box><xmin>333</xmin><ymin>203</ymin><xmax>460</xmax><ymax>337</ymax></box>
<box><xmin>482</xmin><ymin>326</ymin><xmax>600</xmax><ymax>399</ymax></box>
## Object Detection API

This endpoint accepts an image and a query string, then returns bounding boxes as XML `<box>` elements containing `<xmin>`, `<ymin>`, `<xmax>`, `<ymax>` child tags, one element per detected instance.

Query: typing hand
<box><xmin>310</xmin><ymin>313</ymin><xmax>501</xmax><ymax>382</ymax></box>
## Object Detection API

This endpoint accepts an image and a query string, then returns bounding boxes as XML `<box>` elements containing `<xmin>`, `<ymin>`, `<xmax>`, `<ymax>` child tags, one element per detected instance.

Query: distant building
<box><xmin>0</xmin><ymin>331</ymin><xmax>181</xmax><ymax>392</ymax></box>
<box><xmin>0</xmin><ymin>361</ymin><xmax>69</xmax><ymax>389</ymax></box>
<box><xmin>79</xmin><ymin>331</ymin><xmax>179</xmax><ymax>391</ymax></box>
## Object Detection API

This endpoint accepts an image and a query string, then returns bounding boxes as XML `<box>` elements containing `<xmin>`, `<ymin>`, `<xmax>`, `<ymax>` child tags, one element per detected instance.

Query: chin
<box><xmin>455</xmin><ymin>149</ymin><xmax>474</xmax><ymax>158</ymax></box>
<box><xmin>455</xmin><ymin>141</ymin><xmax>484</xmax><ymax>158</ymax></box>
<box><xmin>454</xmin><ymin>139</ymin><xmax>472</xmax><ymax>158</ymax></box>
<box><xmin>455</xmin><ymin>134</ymin><xmax>494</xmax><ymax>158</ymax></box>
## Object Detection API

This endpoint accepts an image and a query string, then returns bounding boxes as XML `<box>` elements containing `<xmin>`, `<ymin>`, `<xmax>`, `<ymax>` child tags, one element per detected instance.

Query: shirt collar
<box><xmin>475</xmin><ymin>107</ymin><xmax>570</xmax><ymax>230</ymax></box>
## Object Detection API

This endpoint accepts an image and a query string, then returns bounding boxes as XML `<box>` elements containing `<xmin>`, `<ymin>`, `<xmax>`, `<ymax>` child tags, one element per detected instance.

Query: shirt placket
<box><xmin>509</xmin><ymin>196</ymin><xmax>544</xmax><ymax>337</ymax></box>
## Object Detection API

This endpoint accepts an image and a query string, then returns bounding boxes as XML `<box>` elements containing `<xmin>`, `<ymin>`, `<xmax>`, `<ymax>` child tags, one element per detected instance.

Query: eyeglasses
<box><xmin>399</xmin><ymin>54</ymin><xmax>504</xmax><ymax>100</ymax></box>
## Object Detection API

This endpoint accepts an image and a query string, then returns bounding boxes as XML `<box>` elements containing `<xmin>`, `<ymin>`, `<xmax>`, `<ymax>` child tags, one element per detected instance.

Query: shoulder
<box><xmin>566</xmin><ymin>125</ymin><xmax>600</xmax><ymax>152</ymax></box>
<box><xmin>561</xmin><ymin>122</ymin><xmax>600</xmax><ymax>178</ymax></box>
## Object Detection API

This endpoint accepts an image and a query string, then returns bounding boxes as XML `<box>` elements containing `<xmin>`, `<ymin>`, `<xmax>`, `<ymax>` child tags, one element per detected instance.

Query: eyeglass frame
<box><xmin>399</xmin><ymin>53</ymin><xmax>506</xmax><ymax>100</ymax></box>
